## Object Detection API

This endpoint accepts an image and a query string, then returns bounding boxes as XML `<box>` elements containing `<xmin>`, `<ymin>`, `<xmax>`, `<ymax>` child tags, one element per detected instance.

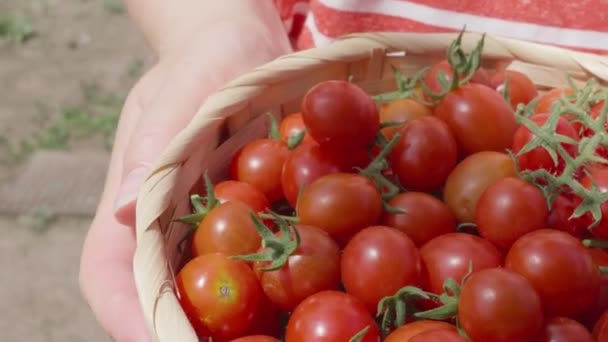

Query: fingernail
<box><xmin>114</xmin><ymin>167</ymin><xmax>149</xmax><ymax>215</ymax></box>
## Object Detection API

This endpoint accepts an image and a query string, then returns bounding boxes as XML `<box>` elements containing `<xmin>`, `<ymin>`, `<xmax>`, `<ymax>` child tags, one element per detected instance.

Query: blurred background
<box><xmin>0</xmin><ymin>0</ymin><xmax>152</xmax><ymax>340</ymax></box>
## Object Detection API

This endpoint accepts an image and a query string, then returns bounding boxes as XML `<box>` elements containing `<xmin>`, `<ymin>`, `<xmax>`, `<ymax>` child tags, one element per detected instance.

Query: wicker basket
<box><xmin>132</xmin><ymin>32</ymin><xmax>608</xmax><ymax>341</ymax></box>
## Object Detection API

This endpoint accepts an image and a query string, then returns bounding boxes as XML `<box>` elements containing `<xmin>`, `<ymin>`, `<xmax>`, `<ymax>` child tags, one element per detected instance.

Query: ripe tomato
<box><xmin>341</xmin><ymin>226</ymin><xmax>422</xmax><ymax>313</ymax></box>
<box><xmin>243</xmin><ymin>294</ymin><xmax>282</xmax><ymax>338</ymax></box>
<box><xmin>580</xmin><ymin>167</ymin><xmax>608</xmax><ymax>239</ymax></box>
<box><xmin>280</xmin><ymin>143</ymin><xmax>342</xmax><ymax>208</ymax></box>
<box><xmin>409</xmin><ymin>329</ymin><xmax>467</xmax><ymax>342</ymax></box>
<box><xmin>296</xmin><ymin>173</ymin><xmax>383</xmax><ymax>244</ymax></box>
<box><xmin>214</xmin><ymin>180</ymin><xmax>270</xmax><ymax>213</ymax></box>
<box><xmin>384</xmin><ymin>321</ymin><xmax>457</xmax><ymax>342</ymax></box>
<box><xmin>443</xmin><ymin>151</ymin><xmax>516</xmax><ymax>223</ymax></box>
<box><xmin>381</xmin><ymin>192</ymin><xmax>456</xmax><ymax>247</ymax></box>
<box><xmin>434</xmin><ymin>83</ymin><xmax>517</xmax><ymax>156</ymax></box>
<box><xmin>581</xmin><ymin>248</ymin><xmax>608</xmax><ymax>328</ymax></box>
<box><xmin>458</xmin><ymin>268</ymin><xmax>544</xmax><ymax>342</ymax></box>
<box><xmin>285</xmin><ymin>291</ymin><xmax>380</xmax><ymax>342</ymax></box>
<box><xmin>538</xmin><ymin>317</ymin><xmax>593</xmax><ymax>342</ymax></box>
<box><xmin>230</xmin><ymin>138</ymin><xmax>291</xmax><ymax>203</ymax></box>
<box><xmin>593</xmin><ymin>310</ymin><xmax>608</xmax><ymax>341</ymax></box>
<box><xmin>301</xmin><ymin>80</ymin><xmax>379</xmax><ymax>150</ymax></box>
<box><xmin>278</xmin><ymin>112</ymin><xmax>315</xmax><ymax>146</ymax></box>
<box><xmin>475</xmin><ymin>177</ymin><xmax>548</xmax><ymax>251</ymax></box>
<box><xmin>176</xmin><ymin>254</ymin><xmax>262</xmax><ymax>341</ymax></box>
<box><xmin>389</xmin><ymin>116</ymin><xmax>458</xmax><ymax>192</ymax></box>
<box><xmin>490</xmin><ymin>70</ymin><xmax>537</xmax><ymax>109</ymax></box>
<box><xmin>547</xmin><ymin>194</ymin><xmax>590</xmax><ymax>238</ymax></box>
<box><xmin>423</xmin><ymin>60</ymin><xmax>491</xmax><ymax>96</ymax></box>
<box><xmin>192</xmin><ymin>201</ymin><xmax>261</xmax><ymax>257</ymax></box>
<box><xmin>379</xmin><ymin>98</ymin><xmax>431</xmax><ymax>140</ymax></box>
<box><xmin>419</xmin><ymin>232</ymin><xmax>503</xmax><ymax>295</ymax></box>
<box><xmin>511</xmin><ymin>113</ymin><xmax>579</xmax><ymax>175</ymax></box>
<box><xmin>230</xmin><ymin>336</ymin><xmax>280</xmax><ymax>342</ymax></box>
<box><xmin>254</xmin><ymin>224</ymin><xmax>341</xmax><ymax>312</ymax></box>
<box><xmin>535</xmin><ymin>87</ymin><xmax>575</xmax><ymax>114</ymax></box>
<box><xmin>505</xmin><ymin>229</ymin><xmax>600</xmax><ymax>318</ymax></box>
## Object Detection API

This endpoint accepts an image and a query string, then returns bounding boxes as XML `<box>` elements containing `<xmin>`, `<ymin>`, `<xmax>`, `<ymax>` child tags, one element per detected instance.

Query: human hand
<box><xmin>79</xmin><ymin>4</ymin><xmax>292</xmax><ymax>340</ymax></box>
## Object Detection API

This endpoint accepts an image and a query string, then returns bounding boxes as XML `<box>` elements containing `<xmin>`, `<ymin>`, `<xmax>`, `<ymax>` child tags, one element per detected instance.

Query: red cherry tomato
<box><xmin>511</xmin><ymin>113</ymin><xmax>579</xmax><ymax>175</ymax></box>
<box><xmin>278</xmin><ymin>112</ymin><xmax>315</xmax><ymax>146</ymax></box>
<box><xmin>341</xmin><ymin>226</ymin><xmax>422</xmax><ymax>313</ymax></box>
<box><xmin>389</xmin><ymin>116</ymin><xmax>458</xmax><ymax>192</ymax></box>
<box><xmin>230</xmin><ymin>336</ymin><xmax>280</xmax><ymax>342</ymax></box>
<box><xmin>593</xmin><ymin>310</ymin><xmax>608</xmax><ymax>341</ymax></box>
<box><xmin>301</xmin><ymin>80</ymin><xmax>379</xmax><ymax>150</ymax></box>
<box><xmin>505</xmin><ymin>229</ymin><xmax>601</xmax><ymax>318</ymax></box>
<box><xmin>490</xmin><ymin>70</ymin><xmax>538</xmax><ymax>109</ymax></box>
<box><xmin>214</xmin><ymin>180</ymin><xmax>270</xmax><ymax>213</ymax></box>
<box><xmin>409</xmin><ymin>329</ymin><xmax>467</xmax><ymax>342</ymax></box>
<box><xmin>230</xmin><ymin>138</ymin><xmax>290</xmax><ymax>203</ymax></box>
<box><xmin>581</xmin><ymin>248</ymin><xmax>608</xmax><ymax>328</ymax></box>
<box><xmin>254</xmin><ymin>224</ymin><xmax>341</xmax><ymax>312</ymax></box>
<box><xmin>580</xmin><ymin>167</ymin><xmax>608</xmax><ymax>239</ymax></box>
<box><xmin>458</xmin><ymin>268</ymin><xmax>544</xmax><ymax>342</ymax></box>
<box><xmin>475</xmin><ymin>177</ymin><xmax>548</xmax><ymax>251</ymax></box>
<box><xmin>535</xmin><ymin>88</ymin><xmax>575</xmax><ymax>114</ymax></box>
<box><xmin>384</xmin><ymin>321</ymin><xmax>457</xmax><ymax>342</ymax></box>
<box><xmin>379</xmin><ymin>98</ymin><xmax>432</xmax><ymax>140</ymax></box>
<box><xmin>547</xmin><ymin>194</ymin><xmax>591</xmax><ymax>238</ymax></box>
<box><xmin>176</xmin><ymin>254</ymin><xmax>262</xmax><ymax>341</ymax></box>
<box><xmin>280</xmin><ymin>143</ymin><xmax>342</xmax><ymax>208</ymax></box>
<box><xmin>381</xmin><ymin>192</ymin><xmax>456</xmax><ymax>247</ymax></box>
<box><xmin>538</xmin><ymin>317</ymin><xmax>593</xmax><ymax>342</ymax></box>
<box><xmin>192</xmin><ymin>201</ymin><xmax>261</xmax><ymax>257</ymax></box>
<box><xmin>296</xmin><ymin>173</ymin><xmax>382</xmax><ymax>244</ymax></box>
<box><xmin>419</xmin><ymin>233</ymin><xmax>503</xmax><ymax>295</ymax></box>
<box><xmin>285</xmin><ymin>291</ymin><xmax>380</xmax><ymax>342</ymax></box>
<box><xmin>434</xmin><ymin>83</ymin><xmax>517</xmax><ymax>156</ymax></box>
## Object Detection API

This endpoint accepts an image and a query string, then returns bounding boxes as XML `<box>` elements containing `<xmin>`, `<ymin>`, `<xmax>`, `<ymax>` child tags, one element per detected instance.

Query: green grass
<box><xmin>103</xmin><ymin>0</ymin><xmax>125</xmax><ymax>15</ymax></box>
<box><xmin>0</xmin><ymin>13</ymin><xmax>36</xmax><ymax>43</ymax></box>
<box><xmin>0</xmin><ymin>83</ymin><xmax>123</xmax><ymax>164</ymax></box>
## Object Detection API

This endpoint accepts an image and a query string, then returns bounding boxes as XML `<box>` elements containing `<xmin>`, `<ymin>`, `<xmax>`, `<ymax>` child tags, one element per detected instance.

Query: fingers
<box><xmin>113</xmin><ymin>19</ymin><xmax>292</xmax><ymax>225</ymax></box>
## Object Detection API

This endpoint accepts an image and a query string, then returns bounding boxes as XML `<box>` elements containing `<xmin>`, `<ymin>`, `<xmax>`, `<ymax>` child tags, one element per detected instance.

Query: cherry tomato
<box><xmin>459</xmin><ymin>268</ymin><xmax>544</xmax><ymax>342</ymax></box>
<box><xmin>389</xmin><ymin>116</ymin><xmax>458</xmax><ymax>192</ymax></box>
<box><xmin>214</xmin><ymin>180</ymin><xmax>270</xmax><ymax>213</ymax></box>
<box><xmin>230</xmin><ymin>336</ymin><xmax>280</xmax><ymax>342</ymax></box>
<box><xmin>434</xmin><ymin>83</ymin><xmax>517</xmax><ymax>156</ymax></box>
<box><xmin>280</xmin><ymin>143</ymin><xmax>342</xmax><ymax>208</ymax></box>
<box><xmin>230</xmin><ymin>138</ymin><xmax>291</xmax><ymax>203</ymax></box>
<box><xmin>443</xmin><ymin>151</ymin><xmax>515</xmax><ymax>223</ymax></box>
<box><xmin>381</xmin><ymin>192</ymin><xmax>456</xmax><ymax>247</ymax></box>
<box><xmin>423</xmin><ymin>60</ymin><xmax>491</xmax><ymax>96</ymax></box>
<box><xmin>409</xmin><ymin>329</ymin><xmax>467</xmax><ymax>342</ymax></box>
<box><xmin>192</xmin><ymin>201</ymin><xmax>261</xmax><ymax>257</ymax></box>
<box><xmin>254</xmin><ymin>224</ymin><xmax>341</xmax><ymax>312</ymax></box>
<box><xmin>547</xmin><ymin>194</ymin><xmax>590</xmax><ymax>238</ymax></box>
<box><xmin>475</xmin><ymin>177</ymin><xmax>548</xmax><ymax>251</ymax></box>
<box><xmin>242</xmin><ymin>294</ymin><xmax>282</xmax><ymax>338</ymax></box>
<box><xmin>419</xmin><ymin>232</ymin><xmax>503</xmax><ymax>295</ymax></box>
<box><xmin>537</xmin><ymin>317</ymin><xmax>593</xmax><ymax>342</ymax></box>
<box><xmin>505</xmin><ymin>229</ymin><xmax>600</xmax><ymax>318</ymax></box>
<box><xmin>512</xmin><ymin>113</ymin><xmax>579</xmax><ymax>175</ymax></box>
<box><xmin>593</xmin><ymin>310</ymin><xmax>608</xmax><ymax>341</ymax></box>
<box><xmin>535</xmin><ymin>87</ymin><xmax>575</xmax><ymax>114</ymax></box>
<box><xmin>278</xmin><ymin>112</ymin><xmax>315</xmax><ymax>146</ymax></box>
<box><xmin>490</xmin><ymin>70</ymin><xmax>537</xmax><ymax>109</ymax></box>
<box><xmin>301</xmin><ymin>80</ymin><xmax>379</xmax><ymax>150</ymax></box>
<box><xmin>384</xmin><ymin>321</ymin><xmax>457</xmax><ymax>342</ymax></box>
<box><xmin>285</xmin><ymin>291</ymin><xmax>380</xmax><ymax>342</ymax></box>
<box><xmin>296</xmin><ymin>173</ymin><xmax>383</xmax><ymax>244</ymax></box>
<box><xmin>380</xmin><ymin>98</ymin><xmax>432</xmax><ymax>140</ymax></box>
<box><xmin>581</xmin><ymin>248</ymin><xmax>608</xmax><ymax>328</ymax></box>
<box><xmin>176</xmin><ymin>254</ymin><xmax>262</xmax><ymax>341</ymax></box>
<box><xmin>341</xmin><ymin>226</ymin><xmax>422</xmax><ymax>313</ymax></box>
<box><xmin>580</xmin><ymin>167</ymin><xmax>608</xmax><ymax>239</ymax></box>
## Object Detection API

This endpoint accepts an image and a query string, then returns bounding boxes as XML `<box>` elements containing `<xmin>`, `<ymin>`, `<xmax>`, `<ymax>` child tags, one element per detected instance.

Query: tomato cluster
<box><xmin>173</xmin><ymin>33</ymin><xmax>608</xmax><ymax>342</ymax></box>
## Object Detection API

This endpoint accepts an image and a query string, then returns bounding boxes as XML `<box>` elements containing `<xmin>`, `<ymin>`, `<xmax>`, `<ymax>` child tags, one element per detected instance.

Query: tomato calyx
<box><xmin>349</xmin><ymin>325</ymin><xmax>371</xmax><ymax>342</ymax></box>
<box><xmin>372</xmin><ymin>66</ymin><xmax>429</xmax><ymax>104</ymax></box>
<box><xmin>376</xmin><ymin>286</ymin><xmax>436</xmax><ymax>335</ymax></box>
<box><xmin>232</xmin><ymin>212</ymin><xmax>301</xmax><ymax>271</ymax></box>
<box><xmin>419</xmin><ymin>29</ymin><xmax>486</xmax><ymax>104</ymax></box>
<box><xmin>267</xmin><ymin>112</ymin><xmax>304</xmax><ymax>150</ymax></box>
<box><xmin>176</xmin><ymin>174</ymin><xmax>220</xmax><ymax>226</ymax></box>
<box><xmin>516</xmin><ymin>82</ymin><xmax>608</xmax><ymax>229</ymax></box>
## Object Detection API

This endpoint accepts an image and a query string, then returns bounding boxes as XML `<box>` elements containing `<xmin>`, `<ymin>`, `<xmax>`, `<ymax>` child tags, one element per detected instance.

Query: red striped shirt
<box><xmin>274</xmin><ymin>0</ymin><xmax>608</xmax><ymax>54</ymax></box>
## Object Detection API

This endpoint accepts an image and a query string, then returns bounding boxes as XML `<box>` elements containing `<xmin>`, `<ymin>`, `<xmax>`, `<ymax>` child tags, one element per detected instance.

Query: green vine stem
<box><xmin>232</xmin><ymin>212</ymin><xmax>301</xmax><ymax>272</ymax></box>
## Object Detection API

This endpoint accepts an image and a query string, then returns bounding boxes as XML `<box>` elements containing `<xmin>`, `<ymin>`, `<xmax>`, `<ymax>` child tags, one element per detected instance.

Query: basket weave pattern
<box><xmin>132</xmin><ymin>32</ymin><xmax>608</xmax><ymax>341</ymax></box>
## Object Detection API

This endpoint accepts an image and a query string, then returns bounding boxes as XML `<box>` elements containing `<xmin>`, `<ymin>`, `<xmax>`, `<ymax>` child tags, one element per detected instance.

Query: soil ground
<box><xmin>1</xmin><ymin>0</ymin><xmax>152</xmax><ymax>340</ymax></box>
